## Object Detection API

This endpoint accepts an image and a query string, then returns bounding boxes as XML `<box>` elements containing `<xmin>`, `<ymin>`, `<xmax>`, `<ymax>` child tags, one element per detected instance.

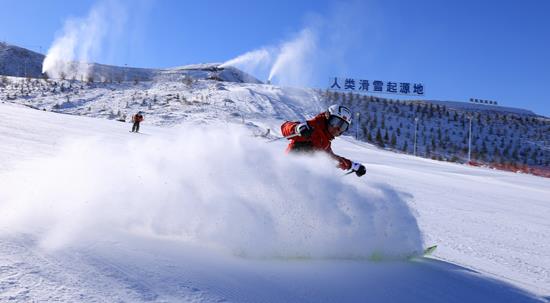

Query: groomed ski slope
<box><xmin>0</xmin><ymin>103</ymin><xmax>548</xmax><ymax>302</ymax></box>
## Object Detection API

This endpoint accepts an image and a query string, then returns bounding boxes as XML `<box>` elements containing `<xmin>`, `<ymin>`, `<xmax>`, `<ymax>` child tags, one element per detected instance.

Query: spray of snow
<box><xmin>268</xmin><ymin>28</ymin><xmax>317</xmax><ymax>86</ymax></box>
<box><xmin>42</xmin><ymin>0</ymin><xmax>127</xmax><ymax>79</ymax></box>
<box><xmin>0</xmin><ymin>124</ymin><xmax>422</xmax><ymax>259</ymax></box>
<box><xmin>219</xmin><ymin>48</ymin><xmax>273</xmax><ymax>76</ymax></box>
<box><xmin>221</xmin><ymin>29</ymin><xmax>317</xmax><ymax>86</ymax></box>
<box><xmin>223</xmin><ymin>2</ymin><xmax>374</xmax><ymax>87</ymax></box>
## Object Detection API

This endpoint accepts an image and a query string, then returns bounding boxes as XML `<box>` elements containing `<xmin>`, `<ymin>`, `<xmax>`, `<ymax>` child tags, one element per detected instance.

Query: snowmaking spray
<box><xmin>219</xmin><ymin>49</ymin><xmax>272</xmax><ymax>72</ymax></box>
<box><xmin>42</xmin><ymin>0</ymin><xmax>126</xmax><ymax>80</ymax></box>
<box><xmin>219</xmin><ymin>27</ymin><xmax>317</xmax><ymax>86</ymax></box>
<box><xmin>267</xmin><ymin>28</ymin><xmax>317</xmax><ymax>86</ymax></box>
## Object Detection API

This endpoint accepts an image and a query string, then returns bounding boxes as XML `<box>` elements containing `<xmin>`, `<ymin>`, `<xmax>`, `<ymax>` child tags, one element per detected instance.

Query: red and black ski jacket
<box><xmin>132</xmin><ymin>114</ymin><xmax>144</xmax><ymax>123</ymax></box>
<box><xmin>281</xmin><ymin>113</ymin><xmax>352</xmax><ymax>170</ymax></box>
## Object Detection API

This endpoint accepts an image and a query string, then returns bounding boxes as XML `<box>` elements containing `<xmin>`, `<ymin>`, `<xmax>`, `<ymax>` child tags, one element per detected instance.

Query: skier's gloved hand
<box><xmin>351</xmin><ymin>162</ymin><xmax>366</xmax><ymax>177</ymax></box>
<box><xmin>295</xmin><ymin>123</ymin><xmax>313</xmax><ymax>137</ymax></box>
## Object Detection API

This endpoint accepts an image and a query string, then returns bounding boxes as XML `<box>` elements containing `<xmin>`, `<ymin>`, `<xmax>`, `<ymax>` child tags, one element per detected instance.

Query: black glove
<box><xmin>295</xmin><ymin>123</ymin><xmax>313</xmax><ymax>137</ymax></box>
<box><xmin>351</xmin><ymin>162</ymin><xmax>366</xmax><ymax>177</ymax></box>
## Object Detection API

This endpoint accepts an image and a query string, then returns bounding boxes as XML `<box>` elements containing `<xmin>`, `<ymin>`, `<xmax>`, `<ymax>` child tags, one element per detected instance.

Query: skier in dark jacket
<box><xmin>131</xmin><ymin>111</ymin><xmax>144</xmax><ymax>133</ymax></box>
<box><xmin>281</xmin><ymin>105</ymin><xmax>366</xmax><ymax>177</ymax></box>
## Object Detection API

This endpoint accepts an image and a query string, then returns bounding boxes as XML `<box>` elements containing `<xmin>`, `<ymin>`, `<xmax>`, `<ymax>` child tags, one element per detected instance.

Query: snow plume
<box><xmin>219</xmin><ymin>48</ymin><xmax>273</xmax><ymax>76</ymax></box>
<box><xmin>223</xmin><ymin>2</ymin><xmax>374</xmax><ymax>87</ymax></box>
<box><xmin>220</xmin><ymin>29</ymin><xmax>318</xmax><ymax>86</ymax></box>
<box><xmin>42</xmin><ymin>0</ymin><xmax>127</xmax><ymax>79</ymax></box>
<box><xmin>0</xmin><ymin>124</ymin><xmax>422</xmax><ymax>259</ymax></box>
<box><xmin>268</xmin><ymin>28</ymin><xmax>317</xmax><ymax>86</ymax></box>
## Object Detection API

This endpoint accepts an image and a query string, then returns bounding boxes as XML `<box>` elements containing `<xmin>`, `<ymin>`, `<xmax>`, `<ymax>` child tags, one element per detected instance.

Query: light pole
<box><xmin>355</xmin><ymin>112</ymin><xmax>360</xmax><ymax>140</ymax></box>
<box><xmin>414</xmin><ymin>117</ymin><xmax>419</xmax><ymax>156</ymax></box>
<box><xmin>468</xmin><ymin>115</ymin><xmax>473</xmax><ymax>163</ymax></box>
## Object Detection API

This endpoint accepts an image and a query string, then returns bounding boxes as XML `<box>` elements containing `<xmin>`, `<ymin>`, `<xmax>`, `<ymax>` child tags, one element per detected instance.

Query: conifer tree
<box><xmin>375</xmin><ymin>128</ymin><xmax>383</xmax><ymax>146</ymax></box>
<box><xmin>391</xmin><ymin>132</ymin><xmax>397</xmax><ymax>147</ymax></box>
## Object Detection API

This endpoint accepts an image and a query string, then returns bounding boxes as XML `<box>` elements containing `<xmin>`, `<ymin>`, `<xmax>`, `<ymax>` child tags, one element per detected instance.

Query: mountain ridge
<box><xmin>0</xmin><ymin>42</ymin><xmax>262</xmax><ymax>84</ymax></box>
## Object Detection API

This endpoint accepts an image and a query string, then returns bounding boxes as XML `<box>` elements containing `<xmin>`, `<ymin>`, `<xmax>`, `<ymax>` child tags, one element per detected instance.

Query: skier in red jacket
<box><xmin>131</xmin><ymin>111</ymin><xmax>144</xmax><ymax>133</ymax></box>
<box><xmin>281</xmin><ymin>105</ymin><xmax>366</xmax><ymax>177</ymax></box>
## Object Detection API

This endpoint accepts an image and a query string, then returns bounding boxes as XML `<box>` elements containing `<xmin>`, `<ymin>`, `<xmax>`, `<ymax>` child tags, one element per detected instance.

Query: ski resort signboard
<box><xmin>328</xmin><ymin>77</ymin><xmax>425</xmax><ymax>96</ymax></box>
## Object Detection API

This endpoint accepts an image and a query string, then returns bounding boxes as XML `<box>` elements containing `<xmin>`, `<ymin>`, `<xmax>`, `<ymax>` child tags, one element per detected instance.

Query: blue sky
<box><xmin>1</xmin><ymin>0</ymin><xmax>549</xmax><ymax>116</ymax></box>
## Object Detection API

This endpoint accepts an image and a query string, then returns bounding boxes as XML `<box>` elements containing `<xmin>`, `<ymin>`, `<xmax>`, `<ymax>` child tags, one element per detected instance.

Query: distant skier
<box><xmin>281</xmin><ymin>105</ymin><xmax>366</xmax><ymax>177</ymax></box>
<box><xmin>131</xmin><ymin>111</ymin><xmax>144</xmax><ymax>133</ymax></box>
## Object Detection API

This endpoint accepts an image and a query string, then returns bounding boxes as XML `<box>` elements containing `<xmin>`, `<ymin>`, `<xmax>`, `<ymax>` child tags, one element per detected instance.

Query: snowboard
<box><xmin>368</xmin><ymin>245</ymin><xmax>438</xmax><ymax>262</ymax></box>
<box><xmin>408</xmin><ymin>245</ymin><xmax>438</xmax><ymax>260</ymax></box>
<box><xmin>422</xmin><ymin>245</ymin><xmax>438</xmax><ymax>256</ymax></box>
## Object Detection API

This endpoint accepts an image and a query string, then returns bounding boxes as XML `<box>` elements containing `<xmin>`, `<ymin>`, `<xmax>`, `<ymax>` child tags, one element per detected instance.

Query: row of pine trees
<box><xmin>321</xmin><ymin>90</ymin><xmax>550</xmax><ymax>169</ymax></box>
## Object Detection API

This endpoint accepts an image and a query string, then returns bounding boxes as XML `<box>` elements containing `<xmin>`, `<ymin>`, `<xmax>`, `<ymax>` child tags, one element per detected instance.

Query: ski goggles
<box><xmin>328</xmin><ymin>115</ymin><xmax>349</xmax><ymax>132</ymax></box>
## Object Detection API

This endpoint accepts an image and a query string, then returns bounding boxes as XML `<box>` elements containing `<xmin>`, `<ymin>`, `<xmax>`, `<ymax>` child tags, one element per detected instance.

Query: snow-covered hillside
<box><xmin>0</xmin><ymin>75</ymin><xmax>320</xmax><ymax>128</ymax></box>
<box><xmin>0</xmin><ymin>42</ymin><xmax>43</xmax><ymax>78</ymax></box>
<box><xmin>2</xmin><ymin>71</ymin><xmax>548</xmax><ymax>176</ymax></box>
<box><xmin>0</xmin><ymin>99</ymin><xmax>549</xmax><ymax>302</ymax></box>
<box><xmin>322</xmin><ymin>91</ymin><xmax>550</xmax><ymax>174</ymax></box>
<box><xmin>2</xmin><ymin>42</ymin><xmax>548</xmax><ymax>174</ymax></box>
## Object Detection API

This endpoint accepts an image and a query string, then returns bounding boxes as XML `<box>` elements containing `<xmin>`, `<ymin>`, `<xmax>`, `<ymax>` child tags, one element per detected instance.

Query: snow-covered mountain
<box><xmin>0</xmin><ymin>42</ymin><xmax>44</xmax><ymax>78</ymax></box>
<box><xmin>0</xmin><ymin>43</ymin><xmax>549</xmax><ymax>302</ymax></box>
<box><xmin>2</xmin><ymin>43</ymin><xmax>548</xmax><ymax>178</ymax></box>
<box><xmin>0</xmin><ymin>42</ymin><xmax>262</xmax><ymax>84</ymax></box>
<box><xmin>3</xmin><ymin>73</ymin><xmax>548</xmax><ymax>177</ymax></box>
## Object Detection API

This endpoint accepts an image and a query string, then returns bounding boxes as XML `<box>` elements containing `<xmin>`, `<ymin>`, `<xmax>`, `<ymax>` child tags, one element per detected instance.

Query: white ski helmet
<box><xmin>327</xmin><ymin>105</ymin><xmax>352</xmax><ymax>124</ymax></box>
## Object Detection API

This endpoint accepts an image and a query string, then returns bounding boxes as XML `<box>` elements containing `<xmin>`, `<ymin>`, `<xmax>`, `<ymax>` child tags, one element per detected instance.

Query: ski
<box><xmin>368</xmin><ymin>245</ymin><xmax>438</xmax><ymax>262</ymax></box>
<box><xmin>422</xmin><ymin>245</ymin><xmax>438</xmax><ymax>256</ymax></box>
<box><xmin>408</xmin><ymin>245</ymin><xmax>438</xmax><ymax>260</ymax></box>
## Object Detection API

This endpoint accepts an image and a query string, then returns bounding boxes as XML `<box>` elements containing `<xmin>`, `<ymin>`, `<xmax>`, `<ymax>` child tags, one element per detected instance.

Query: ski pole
<box><xmin>342</xmin><ymin>170</ymin><xmax>355</xmax><ymax>177</ymax></box>
<box><xmin>267</xmin><ymin>133</ymin><xmax>300</xmax><ymax>143</ymax></box>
